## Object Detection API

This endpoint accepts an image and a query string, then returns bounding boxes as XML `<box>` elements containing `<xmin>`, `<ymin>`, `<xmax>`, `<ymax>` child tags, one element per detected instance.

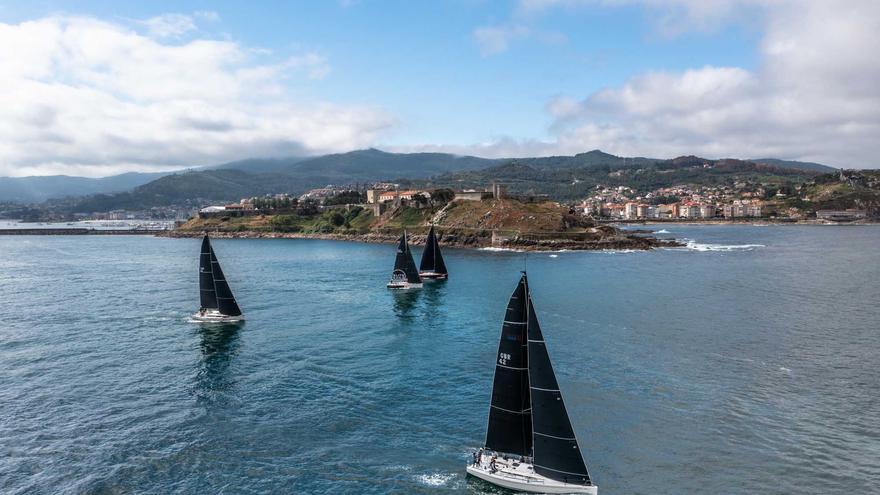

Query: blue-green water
<box><xmin>1</xmin><ymin>226</ymin><xmax>878</xmax><ymax>494</ymax></box>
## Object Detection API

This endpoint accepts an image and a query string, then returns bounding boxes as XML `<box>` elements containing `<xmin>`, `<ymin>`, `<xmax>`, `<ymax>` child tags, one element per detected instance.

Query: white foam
<box><xmin>478</xmin><ymin>247</ymin><xmax>524</xmax><ymax>252</ymax></box>
<box><xmin>682</xmin><ymin>239</ymin><xmax>765</xmax><ymax>252</ymax></box>
<box><xmin>654</xmin><ymin>229</ymin><xmax>672</xmax><ymax>234</ymax></box>
<box><xmin>414</xmin><ymin>473</ymin><xmax>455</xmax><ymax>487</ymax></box>
<box><xmin>549</xmin><ymin>254</ymin><xmax>558</xmax><ymax>258</ymax></box>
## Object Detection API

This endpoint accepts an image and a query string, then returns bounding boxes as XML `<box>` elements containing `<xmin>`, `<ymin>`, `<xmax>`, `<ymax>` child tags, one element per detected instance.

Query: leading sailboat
<box><xmin>418</xmin><ymin>225</ymin><xmax>448</xmax><ymax>280</ymax></box>
<box><xmin>467</xmin><ymin>273</ymin><xmax>596</xmax><ymax>494</ymax></box>
<box><xmin>193</xmin><ymin>235</ymin><xmax>244</xmax><ymax>322</ymax></box>
<box><xmin>387</xmin><ymin>230</ymin><xmax>422</xmax><ymax>289</ymax></box>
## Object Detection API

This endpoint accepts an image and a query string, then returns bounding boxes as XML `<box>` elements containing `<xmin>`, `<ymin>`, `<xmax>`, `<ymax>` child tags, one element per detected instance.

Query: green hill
<box><xmin>401</xmin><ymin>156</ymin><xmax>822</xmax><ymax>201</ymax></box>
<box><xmin>71</xmin><ymin>169</ymin><xmax>301</xmax><ymax>212</ymax></box>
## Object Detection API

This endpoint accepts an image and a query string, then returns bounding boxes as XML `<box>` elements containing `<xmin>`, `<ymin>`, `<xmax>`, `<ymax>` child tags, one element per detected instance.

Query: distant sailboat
<box><xmin>467</xmin><ymin>273</ymin><xmax>596</xmax><ymax>494</ymax></box>
<box><xmin>193</xmin><ymin>235</ymin><xmax>244</xmax><ymax>322</ymax></box>
<box><xmin>387</xmin><ymin>230</ymin><xmax>423</xmax><ymax>289</ymax></box>
<box><xmin>419</xmin><ymin>225</ymin><xmax>448</xmax><ymax>280</ymax></box>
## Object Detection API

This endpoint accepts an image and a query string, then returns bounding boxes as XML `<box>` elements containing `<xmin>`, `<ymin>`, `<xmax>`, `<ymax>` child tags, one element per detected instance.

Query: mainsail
<box><xmin>393</xmin><ymin>231</ymin><xmax>422</xmax><ymax>284</ymax></box>
<box><xmin>526</xmin><ymin>279</ymin><xmax>591</xmax><ymax>485</ymax></box>
<box><xmin>419</xmin><ymin>225</ymin><xmax>448</xmax><ymax>275</ymax></box>
<box><xmin>199</xmin><ymin>235</ymin><xmax>218</xmax><ymax>310</ymax></box>
<box><xmin>199</xmin><ymin>235</ymin><xmax>242</xmax><ymax>317</ymax></box>
<box><xmin>485</xmin><ymin>275</ymin><xmax>532</xmax><ymax>456</ymax></box>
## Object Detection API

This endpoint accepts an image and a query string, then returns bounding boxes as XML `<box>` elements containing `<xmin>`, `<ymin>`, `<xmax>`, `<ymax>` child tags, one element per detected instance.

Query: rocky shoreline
<box><xmin>162</xmin><ymin>229</ymin><xmax>681</xmax><ymax>251</ymax></box>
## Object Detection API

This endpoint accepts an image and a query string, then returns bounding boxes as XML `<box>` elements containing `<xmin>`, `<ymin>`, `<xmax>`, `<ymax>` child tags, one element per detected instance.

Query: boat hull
<box><xmin>466</xmin><ymin>462</ymin><xmax>596</xmax><ymax>494</ymax></box>
<box><xmin>419</xmin><ymin>271</ymin><xmax>447</xmax><ymax>280</ymax></box>
<box><xmin>386</xmin><ymin>281</ymin><xmax>423</xmax><ymax>289</ymax></box>
<box><xmin>191</xmin><ymin>310</ymin><xmax>244</xmax><ymax>323</ymax></box>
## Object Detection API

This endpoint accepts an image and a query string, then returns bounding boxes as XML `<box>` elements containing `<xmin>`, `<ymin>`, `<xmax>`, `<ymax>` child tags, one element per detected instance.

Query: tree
<box><xmin>431</xmin><ymin>188</ymin><xmax>455</xmax><ymax>204</ymax></box>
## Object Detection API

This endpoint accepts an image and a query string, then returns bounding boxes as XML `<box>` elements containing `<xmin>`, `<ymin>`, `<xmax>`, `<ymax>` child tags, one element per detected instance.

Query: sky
<box><xmin>0</xmin><ymin>0</ymin><xmax>878</xmax><ymax>176</ymax></box>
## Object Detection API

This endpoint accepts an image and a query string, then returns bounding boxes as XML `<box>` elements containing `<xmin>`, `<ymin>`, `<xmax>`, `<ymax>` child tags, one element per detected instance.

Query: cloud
<box><xmin>451</xmin><ymin>0</ymin><xmax>880</xmax><ymax>167</ymax></box>
<box><xmin>0</xmin><ymin>15</ymin><xmax>393</xmax><ymax>177</ymax></box>
<box><xmin>473</xmin><ymin>23</ymin><xmax>566</xmax><ymax>56</ymax></box>
<box><xmin>141</xmin><ymin>13</ymin><xmax>198</xmax><ymax>39</ymax></box>
<box><xmin>473</xmin><ymin>24</ymin><xmax>531</xmax><ymax>56</ymax></box>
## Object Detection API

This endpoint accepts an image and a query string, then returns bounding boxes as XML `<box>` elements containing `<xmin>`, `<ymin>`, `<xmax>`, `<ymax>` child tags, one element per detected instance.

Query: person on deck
<box><xmin>489</xmin><ymin>456</ymin><xmax>497</xmax><ymax>473</ymax></box>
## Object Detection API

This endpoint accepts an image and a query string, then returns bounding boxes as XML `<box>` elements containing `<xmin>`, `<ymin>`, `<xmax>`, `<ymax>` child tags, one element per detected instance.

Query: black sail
<box><xmin>199</xmin><ymin>235</ymin><xmax>218</xmax><ymax>310</ymax></box>
<box><xmin>393</xmin><ymin>231</ymin><xmax>422</xmax><ymax>284</ymax></box>
<box><xmin>210</xmin><ymin>245</ymin><xmax>242</xmax><ymax>316</ymax></box>
<box><xmin>484</xmin><ymin>274</ymin><xmax>532</xmax><ymax>456</ymax></box>
<box><xmin>526</xmin><ymin>280</ymin><xmax>591</xmax><ymax>485</ymax></box>
<box><xmin>419</xmin><ymin>226</ymin><xmax>448</xmax><ymax>275</ymax></box>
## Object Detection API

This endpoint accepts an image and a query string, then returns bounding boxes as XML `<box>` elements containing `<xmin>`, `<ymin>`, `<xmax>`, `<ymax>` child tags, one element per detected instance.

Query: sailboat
<box><xmin>387</xmin><ymin>230</ymin><xmax>423</xmax><ymax>289</ymax></box>
<box><xmin>192</xmin><ymin>235</ymin><xmax>244</xmax><ymax>322</ymax></box>
<box><xmin>467</xmin><ymin>273</ymin><xmax>596</xmax><ymax>494</ymax></box>
<box><xmin>418</xmin><ymin>225</ymin><xmax>448</xmax><ymax>280</ymax></box>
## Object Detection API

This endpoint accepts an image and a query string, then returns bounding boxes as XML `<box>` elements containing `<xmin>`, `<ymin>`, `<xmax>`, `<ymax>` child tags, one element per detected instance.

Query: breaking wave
<box><xmin>683</xmin><ymin>239</ymin><xmax>765</xmax><ymax>251</ymax></box>
<box><xmin>654</xmin><ymin>229</ymin><xmax>672</xmax><ymax>234</ymax></box>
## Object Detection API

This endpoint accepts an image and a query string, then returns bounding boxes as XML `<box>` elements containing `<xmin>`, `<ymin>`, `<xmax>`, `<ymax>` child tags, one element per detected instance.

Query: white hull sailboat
<box><xmin>418</xmin><ymin>225</ymin><xmax>448</xmax><ymax>280</ymax></box>
<box><xmin>467</xmin><ymin>457</ymin><xmax>597</xmax><ymax>494</ymax></box>
<box><xmin>468</xmin><ymin>272</ymin><xmax>597</xmax><ymax>494</ymax></box>
<box><xmin>191</xmin><ymin>309</ymin><xmax>244</xmax><ymax>323</ymax></box>
<box><xmin>193</xmin><ymin>235</ymin><xmax>244</xmax><ymax>323</ymax></box>
<box><xmin>387</xmin><ymin>230</ymin><xmax>423</xmax><ymax>289</ymax></box>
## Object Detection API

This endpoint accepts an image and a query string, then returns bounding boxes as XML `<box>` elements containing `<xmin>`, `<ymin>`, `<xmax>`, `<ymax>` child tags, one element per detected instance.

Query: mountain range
<box><xmin>0</xmin><ymin>149</ymin><xmax>838</xmax><ymax>208</ymax></box>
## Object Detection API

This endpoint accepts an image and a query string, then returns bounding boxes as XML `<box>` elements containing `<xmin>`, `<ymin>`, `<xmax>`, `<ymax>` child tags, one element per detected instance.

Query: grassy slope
<box><xmin>176</xmin><ymin>198</ymin><xmax>586</xmax><ymax>236</ymax></box>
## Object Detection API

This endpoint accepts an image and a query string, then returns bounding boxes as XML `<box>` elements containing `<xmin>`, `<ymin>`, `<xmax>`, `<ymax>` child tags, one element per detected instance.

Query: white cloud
<box><xmin>141</xmin><ymin>13</ymin><xmax>198</xmax><ymax>39</ymax></box>
<box><xmin>0</xmin><ymin>15</ymin><xmax>393</xmax><ymax>177</ymax></box>
<box><xmin>473</xmin><ymin>24</ymin><xmax>531</xmax><ymax>56</ymax></box>
<box><xmin>452</xmin><ymin>0</ymin><xmax>880</xmax><ymax>167</ymax></box>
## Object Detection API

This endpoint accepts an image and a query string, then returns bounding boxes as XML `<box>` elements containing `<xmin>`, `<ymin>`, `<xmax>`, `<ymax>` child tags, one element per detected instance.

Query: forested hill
<box><xmin>52</xmin><ymin>150</ymin><xmax>840</xmax><ymax>212</ymax></box>
<box><xmin>399</xmin><ymin>155</ymin><xmax>825</xmax><ymax>201</ymax></box>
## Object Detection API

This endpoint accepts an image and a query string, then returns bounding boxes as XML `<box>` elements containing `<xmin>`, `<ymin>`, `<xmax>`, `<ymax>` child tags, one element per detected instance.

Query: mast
<box><xmin>207</xmin><ymin>235</ymin><xmax>241</xmax><ymax>316</ymax></box>
<box><xmin>199</xmin><ymin>235</ymin><xmax>218</xmax><ymax>310</ymax></box>
<box><xmin>419</xmin><ymin>225</ymin><xmax>447</xmax><ymax>275</ymax></box>
<box><xmin>484</xmin><ymin>274</ymin><xmax>532</xmax><ymax>456</ymax></box>
<box><xmin>525</xmin><ymin>275</ymin><xmax>591</xmax><ymax>485</ymax></box>
<box><xmin>393</xmin><ymin>230</ymin><xmax>422</xmax><ymax>283</ymax></box>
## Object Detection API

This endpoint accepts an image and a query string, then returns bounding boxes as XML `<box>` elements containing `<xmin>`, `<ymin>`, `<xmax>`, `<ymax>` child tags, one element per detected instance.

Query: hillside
<box><xmin>750</xmin><ymin>158</ymin><xmax>836</xmax><ymax>173</ymax></box>
<box><xmin>786</xmin><ymin>170</ymin><xmax>880</xmax><ymax>213</ymax></box>
<box><xmin>2</xmin><ymin>148</ymin><xmax>839</xmax><ymax>206</ymax></box>
<box><xmin>71</xmin><ymin>169</ymin><xmax>302</xmax><ymax>212</ymax></box>
<box><xmin>171</xmin><ymin>198</ymin><xmax>675</xmax><ymax>251</ymax></box>
<box><xmin>0</xmin><ymin>171</ymin><xmax>169</xmax><ymax>203</ymax></box>
<box><xmin>401</xmin><ymin>156</ymin><xmax>821</xmax><ymax>201</ymax></box>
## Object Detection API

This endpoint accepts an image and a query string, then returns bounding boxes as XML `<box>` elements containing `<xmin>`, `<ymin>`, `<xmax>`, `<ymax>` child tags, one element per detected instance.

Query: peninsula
<box><xmin>168</xmin><ymin>196</ymin><xmax>677</xmax><ymax>251</ymax></box>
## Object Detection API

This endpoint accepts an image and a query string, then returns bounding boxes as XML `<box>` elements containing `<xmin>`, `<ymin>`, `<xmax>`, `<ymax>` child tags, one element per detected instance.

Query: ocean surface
<box><xmin>1</xmin><ymin>225</ymin><xmax>878</xmax><ymax>494</ymax></box>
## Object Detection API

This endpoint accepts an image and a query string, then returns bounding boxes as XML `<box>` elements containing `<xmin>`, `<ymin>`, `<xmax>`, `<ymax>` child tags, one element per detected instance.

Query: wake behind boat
<box><xmin>192</xmin><ymin>235</ymin><xmax>244</xmax><ymax>323</ymax></box>
<box><xmin>419</xmin><ymin>225</ymin><xmax>448</xmax><ymax>280</ymax></box>
<box><xmin>467</xmin><ymin>273</ymin><xmax>596</xmax><ymax>494</ymax></box>
<box><xmin>387</xmin><ymin>230</ymin><xmax>423</xmax><ymax>289</ymax></box>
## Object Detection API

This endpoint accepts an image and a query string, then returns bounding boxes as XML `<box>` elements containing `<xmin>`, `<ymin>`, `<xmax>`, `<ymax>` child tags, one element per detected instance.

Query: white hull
<box><xmin>386</xmin><ymin>281</ymin><xmax>423</xmax><ymax>289</ymax></box>
<box><xmin>467</xmin><ymin>458</ymin><xmax>596</xmax><ymax>494</ymax></box>
<box><xmin>419</xmin><ymin>271</ymin><xmax>447</xmax><ymax>280</ymax></box>
<box><xmin>191</xmin><ymin>310</ymin><xmax>244</xmax><ymax>323</ymax></box>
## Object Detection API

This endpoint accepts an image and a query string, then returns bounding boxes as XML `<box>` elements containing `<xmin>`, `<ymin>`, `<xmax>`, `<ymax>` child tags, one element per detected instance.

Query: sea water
<box><xmin>1</xmin><ymin>225</ymin><xmax>878</xmax><ymax>493</ymax></box>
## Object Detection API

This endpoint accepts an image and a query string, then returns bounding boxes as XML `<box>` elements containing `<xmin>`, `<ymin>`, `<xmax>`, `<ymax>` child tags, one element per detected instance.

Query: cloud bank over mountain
<box><xmin>0</xmin><ymin>14</ymin><xmax>393</xmax><ymax>177</ymax></box>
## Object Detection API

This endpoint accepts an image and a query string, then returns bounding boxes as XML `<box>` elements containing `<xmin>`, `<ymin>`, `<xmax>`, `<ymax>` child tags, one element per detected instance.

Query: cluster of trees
<box><xmin>323</xmin><ymin>190</ymin><xmax>366</xmax><ymax>205</ymax></box>
<box><xmin>251</xmin><ymin>196</ymin><xmax>299</xmax><ymax>210</ymax></box>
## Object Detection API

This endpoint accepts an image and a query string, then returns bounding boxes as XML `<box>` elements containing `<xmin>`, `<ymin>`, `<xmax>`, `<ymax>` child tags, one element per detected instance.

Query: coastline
<box><xmin>161</xmin><ymin>229</ymin><xmax>681</xmax><ymax>251</ymax></box>
<box><xmin>603</xmin><ymin>218</ymin><xmax>880</xmax><ymax>226</ymax></box>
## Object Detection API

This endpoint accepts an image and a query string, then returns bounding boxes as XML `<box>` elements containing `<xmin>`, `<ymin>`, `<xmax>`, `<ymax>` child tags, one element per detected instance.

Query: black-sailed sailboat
<box><xmin>387</xmin><ymin>230</ymin><xmax>423</xmax><ymax>289</ymax></box>
<box><xmin>193</xmin><ymin>235</ymin><xmax>244</xmax><ymax>322</ymax></box>
<box><xmin>467</xmin><ymin>273</ymin><xmax>596</xmax><ymax>494</ymax></box>
<box><xmin>419</xmin><ymin>225</ymin><xmax>448</xmax><ymax>280</ymax></box>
